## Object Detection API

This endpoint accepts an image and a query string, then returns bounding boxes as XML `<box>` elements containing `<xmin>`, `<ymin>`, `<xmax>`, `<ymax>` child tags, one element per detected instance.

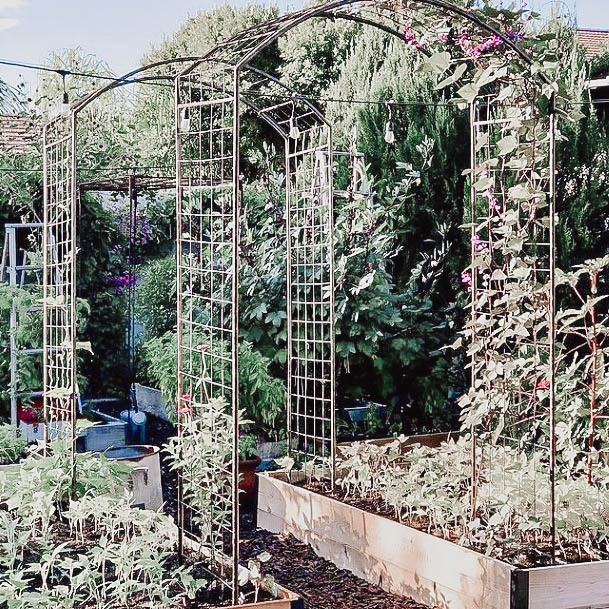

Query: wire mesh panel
<box><xmin>467</xmin><ymin>95</ymin><xmax>556</xmax><ymax>546</ymax></box>
<box><xmin>42</xmin><ymin>114</ymin><xmax>77</xmax><ymax>441</ymax></box>
<box><xmin>286</xmin><ymin>123</ymin><xmax>335</xmax><ymax>479</ymax></box>
<box><xmin>175</xmin><ymin>63</ymin><xmax>239</xmax><ymax>600</ymax></box>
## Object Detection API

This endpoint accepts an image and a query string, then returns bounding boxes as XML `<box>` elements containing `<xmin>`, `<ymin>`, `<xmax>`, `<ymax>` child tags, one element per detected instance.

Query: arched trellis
<box><xmin>42</xmin><ymin>0</ymin><xmax>557</xmax><ymax>601</ymax></box>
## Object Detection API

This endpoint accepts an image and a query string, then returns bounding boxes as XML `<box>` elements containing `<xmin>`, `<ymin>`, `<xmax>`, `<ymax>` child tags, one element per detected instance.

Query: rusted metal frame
<box><xmin>223</xmin><ymin>0</ymin><xmax>540</xmax><ymax>75</ymax></box>
<box><xmin>73</xmin><ymin>56</ymin><xmax>203</xmax><ymax>113</ymax></box>
<box><xmin>548</xmin><ymin>93</ymin><xmax>557</xmax><ymax>562</ymax></box>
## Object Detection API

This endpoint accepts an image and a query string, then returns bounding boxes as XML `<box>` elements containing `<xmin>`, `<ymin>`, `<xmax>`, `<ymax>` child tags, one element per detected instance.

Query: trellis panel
<box><xmin>175</xmin><ymin>64</ymin><xmax>239</xmax><ymax>600</ymax></box>
<box><xmin>286</xmin><ymin>125</ymin><xmax>335</xmax><ymax>480</ymax></box>
<box><xmin>42</xmin><ymin>114</ymin><xmax>77</xmax><ymax>441</ymax></box>
<box><xmin>469</xmin><ymin>95</ymin><xmax>555</xmax><ymax>541</ymax></box>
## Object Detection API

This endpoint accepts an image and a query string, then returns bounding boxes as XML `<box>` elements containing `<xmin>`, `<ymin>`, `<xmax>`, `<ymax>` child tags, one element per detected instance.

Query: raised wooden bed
<box><xmin>182</xmin><ymin>535</ymin><xmax>303</xmax><ymax>609</ymax></box>
<box><xmin>257</xmin><ymin>471</ymin><xmax>609</xmax><ymax>609</ymax></box>
<box><xmin>337</xmin><ymin>431</ymin><xmax>456</xmax><ymax>451</ymax></box>
<box><xmin>222</xmin><ymin>585</ymin><xmax>303</xmax><ymax>609</ymax></box>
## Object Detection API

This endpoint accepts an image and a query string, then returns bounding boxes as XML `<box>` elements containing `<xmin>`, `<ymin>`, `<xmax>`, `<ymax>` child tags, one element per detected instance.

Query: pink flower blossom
<box><xmin>403</xmin><ymin>23</ymin><xmax>425</xmax><ymax>49</ymax></box>
<box><xmin>472</xmin><ymin>234</ymin><xmax>489</xmax><ymax>254</ymax></box>
<box><xmin>486</xmin><ymin>190</ymin><xmax>499</xmax><ymax>211</ymax></box>
<box><xmin>458</xmin><ymin>33</ymin><xmax>504</xmax><ymax>58</ymax></box>
<box><xmin>461</xmin><ymin>269</ymin><xmax>473</xmax><ymax>289</ymax></box>
<box><xmin>178</xmin><ymin>392</ymin><xmax>193</xmax><ymax>416</ymax></box>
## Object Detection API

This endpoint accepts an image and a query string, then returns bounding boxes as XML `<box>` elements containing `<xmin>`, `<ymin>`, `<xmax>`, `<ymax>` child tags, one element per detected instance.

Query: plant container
<box><xmin>104</xmin><ymin>444</ymin><xmax>163</xmax><ymax>511</ymax></box>
<box><xmin>79</xmin><ymin>410</ymin><xmax>127</xmax><ymax>452</ymax></box>
<box><xmin>239</xmin><ymin>455</ymin><xmax>262</xmax><ymax>508</ymax></box>
<box><xmin>258</xmin><ymin>470</ymin><xmax>609</xmax><ymax>609</ymax></box>
<box><xmin>337</xmin><ymin>431</ymin><xmax>455</xmax><ymax>452</ymax></box>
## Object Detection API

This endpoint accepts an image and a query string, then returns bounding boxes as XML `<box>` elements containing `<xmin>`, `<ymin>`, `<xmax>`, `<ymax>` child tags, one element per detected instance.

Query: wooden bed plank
<box><xmin>528</xmin><ymin>561</ymin><xmax>609</xmax><ymax>609</ymax></box>
<box><xmin>257</xmin><ymin>473</ymin><xmax>513</xmax><ymax>609</ymax></box>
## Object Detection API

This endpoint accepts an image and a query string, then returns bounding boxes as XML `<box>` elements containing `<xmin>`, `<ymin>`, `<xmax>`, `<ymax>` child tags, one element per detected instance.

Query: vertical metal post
<box><xmin>42</xmin><ymin>123</ymin><xmax>49</xmax><ymax>451</ymax></box>
<box><xmin>127</xmin><ymin>174</ymin><xmax>137</xmax><ymax>380</ymax></box>
<box><xmin>469</xmin><ymin>100</ymin><xmax>478</xmax><ymax>518</ymax></box>
<box><xmin>70</xmin><ymin>109</ymin><xmax>78</xmax><ymax>489</ymax></box>
<box><xmin>231</xmin><ymin>66</ymin><xmax>241</xmax><ymax>605</ymax></box>
<box><xmin>285</xmin><ymin>136</ymin><xmax>293</xmax><ymax>457</ymax></box>
<box><xmin>327</xmin><ymin>130</ymin><xmax>336</xmax><ymax>488</ymax></box>
<box><xmin>9</xmin><ymin>304</ymin><xmax>17</xmax><ymax>426</ymax></box>
<box><xmin>174</xmin><ymin>76</ymin><xmax>185</xmax><ymax>559</ymax></box>
<box><xmin>548</xmin><ymin>94</ymin><xmax>557</xmax><ymax>562</ymax></box>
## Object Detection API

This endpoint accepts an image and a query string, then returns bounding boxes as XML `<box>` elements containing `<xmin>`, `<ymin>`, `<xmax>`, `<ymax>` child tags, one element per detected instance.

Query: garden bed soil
<box><xmin>20</xmin><ymin>519</ymin><xmax>300</xmax><ymax>609</ymax></box>
<box><xmin>299</xmin><ymin>480</ymin><xmax>605</xmax><ymax>568</ymax></box>
<box><xmin>258</xmin><ymin>471</ymin><xmax>609</xmax><ymax>609</ymax></box>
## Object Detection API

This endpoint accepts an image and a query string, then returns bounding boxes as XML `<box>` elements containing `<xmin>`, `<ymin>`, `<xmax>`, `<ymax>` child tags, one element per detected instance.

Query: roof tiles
<box><xmin>578</xmin><ymin>29</ymin><xmax>609</xmax><ymax>59</ymax></box>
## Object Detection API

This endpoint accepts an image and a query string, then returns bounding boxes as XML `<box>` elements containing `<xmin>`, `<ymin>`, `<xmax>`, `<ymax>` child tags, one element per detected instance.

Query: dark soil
<box><xmin>241</xmin><ymin>529</ymin><xmax>429</xmax><ymax>609</ymax></box>
<box><xmin>298</xmin><ymin>480</ymin><xmax>609</xmax><ymax>568</ymax></box>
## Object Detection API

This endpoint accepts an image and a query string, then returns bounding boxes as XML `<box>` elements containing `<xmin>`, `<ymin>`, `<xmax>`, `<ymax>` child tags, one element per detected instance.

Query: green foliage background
<box><xmin>1</xmin><ymin>4</ymin><xmax>609</xmax><ymax>435</ymax></box>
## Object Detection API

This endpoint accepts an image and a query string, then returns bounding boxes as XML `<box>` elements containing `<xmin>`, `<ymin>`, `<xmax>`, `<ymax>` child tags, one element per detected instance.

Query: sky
<box><xmin>0</xmin><ymin>0</ymin><xmax>607</xmax><ymax>95</ymax></box>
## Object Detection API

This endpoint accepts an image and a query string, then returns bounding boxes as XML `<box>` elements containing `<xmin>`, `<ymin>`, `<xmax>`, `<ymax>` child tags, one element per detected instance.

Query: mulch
<box><xmin>240</xmin><ymin>529</ymin><xmax>430</xmax><ymax>609</ymax></box>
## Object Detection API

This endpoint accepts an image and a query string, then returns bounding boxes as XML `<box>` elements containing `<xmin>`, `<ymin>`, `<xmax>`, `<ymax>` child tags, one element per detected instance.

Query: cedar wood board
<box><xmin>257</xmin><ymin>472</ymin><xmax>609</xmax><ymax>609</ymax></box>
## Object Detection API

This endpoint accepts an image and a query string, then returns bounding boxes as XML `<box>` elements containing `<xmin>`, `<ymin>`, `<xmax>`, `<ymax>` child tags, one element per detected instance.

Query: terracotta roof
<box><xmin>578</xmin><ymin>29</ymin><xmax>609</xmax><ymax>59</ymax></box>
<box><xmin>0</xmin><ymin>116</ymin><xmax>39</xmax><ymax>155</ymax></box>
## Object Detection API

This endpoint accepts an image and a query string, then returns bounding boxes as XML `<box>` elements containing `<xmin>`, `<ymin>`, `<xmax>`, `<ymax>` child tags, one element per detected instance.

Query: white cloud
<box><xmin>0</xmin><ymin>0</ymin><xmax>26</xmax><ymax>9</ymax></box>
<box><xmin>0</xmin><ymin>17</ymin><xmax>18</xmax><ymax>30</ymax></box>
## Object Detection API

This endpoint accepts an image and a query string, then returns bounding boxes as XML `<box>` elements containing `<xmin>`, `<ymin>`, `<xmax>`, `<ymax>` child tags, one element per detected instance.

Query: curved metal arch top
<box><xmin>67</xmin><ymin>0</ymin><xmax>544</xmax><ymax>123</ymax></box>
<box><xmin>72</xmin><ymin>56</ymin><xmax>203</xmax><ymax>114</ymax></box>
<box><xmin>190</xmin><ymin>0</ymin><xmax>541</xmax><ymax>80</ymax></box>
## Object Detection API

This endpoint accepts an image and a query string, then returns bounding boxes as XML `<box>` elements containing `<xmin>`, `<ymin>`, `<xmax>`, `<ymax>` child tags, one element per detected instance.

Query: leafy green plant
<box><xmin>164</xmin><ymin>398</ymin><xmax>233</xmax><ymax>560</ymax></box>
<box><xmin>337</xmin><ymin>437</ymin><xmax>609</xmax><ymax>563</ymax></box>
<box><xmin>136</xmin><ymin>255</ymin><xmax>177</xmax><ymax>338</ymax></box>
<box><xmin>0</xmin><ymin>425</ymin><xmax>26</xmax><ymax>465</ymax></box>
<box><xmin>142</xmin><ymin>330</ymin><xmax>285</xmax><ymax>436</ymax></box>
<box><xmin>0</xmin><ymin>435</ymin><xmax>205</xmax><ymax>608</ymax></box>
<box><xmin>239</xmin><ymin>433</ymin><xmax>259</xmax><ymax>461</ymax></box>
<box><xmin>0</xmin><ymin>285</ymin><xmax>39</xmax><ymax>415</ymax></box>
<box><xmin>238</xmin><ymin>551</ymin><xmax>277</xmax><ymax>604</ymax></box>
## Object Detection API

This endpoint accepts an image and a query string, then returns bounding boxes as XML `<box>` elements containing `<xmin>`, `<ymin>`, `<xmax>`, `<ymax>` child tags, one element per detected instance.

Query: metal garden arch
<box><xmin>43</xmin><ymin>0</ymin><xmax>556</xmax><ymax>600</ymax></box>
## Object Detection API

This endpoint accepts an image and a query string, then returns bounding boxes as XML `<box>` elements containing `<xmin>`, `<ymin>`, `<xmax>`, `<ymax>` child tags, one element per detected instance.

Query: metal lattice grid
<box><xmin>175</xmin><ymin>63</ymin><xmax>240</xmax><ymax>599</ymax></box>
<box><xmin>469</xmin><ymin>95</ymin><xmax>556</xmax><ymax>546</ymax></box>
<box><xmin>35</xmin><ymin>0</ymin><xmax>559</xmax><ymax>584</ymax></box>
<box><xmin>286</xmin><ymin>123</ymin><xmax>335</xmax><ymax>479</ymax></box>
<box><xmin>175</xmin><ymin>62</ymin><xmax>337</xmax><ymax>593</ymax></box>
<box><xmin>240</xmin><ymin>72</ymin><xmax>336</xmax><ymax>472</ymax></box>
<box><xmin>42</xmin><ymin>113</ymin><xmax>77</xmax><ymax>444</ymax></box>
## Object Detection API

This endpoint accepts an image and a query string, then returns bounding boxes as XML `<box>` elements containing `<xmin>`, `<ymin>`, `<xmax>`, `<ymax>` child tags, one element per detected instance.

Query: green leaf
<box><xmin>422</xmin><ymin>51</ymin><xmax>451</xmax><ymax>74</ymax></box>
<box><xmin>497</xmin><ymin>135</ymin><xmax>518</xmax><ymax>156</ymax></box>
<box><xmin>435</xmin><ymin>63</ymin><xmax>468</xmax><ymax>90</ymax></box>
<box><xmin>456</xmin><ymin>82</ymin><xmax>479</xmax><ymax>104</ymax></box>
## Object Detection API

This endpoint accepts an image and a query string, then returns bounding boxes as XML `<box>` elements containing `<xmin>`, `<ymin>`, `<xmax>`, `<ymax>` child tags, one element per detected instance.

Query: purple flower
<box><xmin>486</xmin><ymin>190</ymin><xmax>499</xmax><ymax>211</ymax></box>
<box><xmin>505</xmin><ymin>29</ymin><xmax>525</xmax><ymax>42</ymax></box>
<box><xmin>458</xmin><ymin>33</ymin><xmax>504</xmax><ymax>58</ymax></box>
<box><xmin>403</xmin><ymin>23</ymin><xmax>425</xmax><ymax>49</ymax></box>
<box><xmin>107</xmin><ymin>270</ymin><xmax>140</xmax><ymax>295</ymax></box>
